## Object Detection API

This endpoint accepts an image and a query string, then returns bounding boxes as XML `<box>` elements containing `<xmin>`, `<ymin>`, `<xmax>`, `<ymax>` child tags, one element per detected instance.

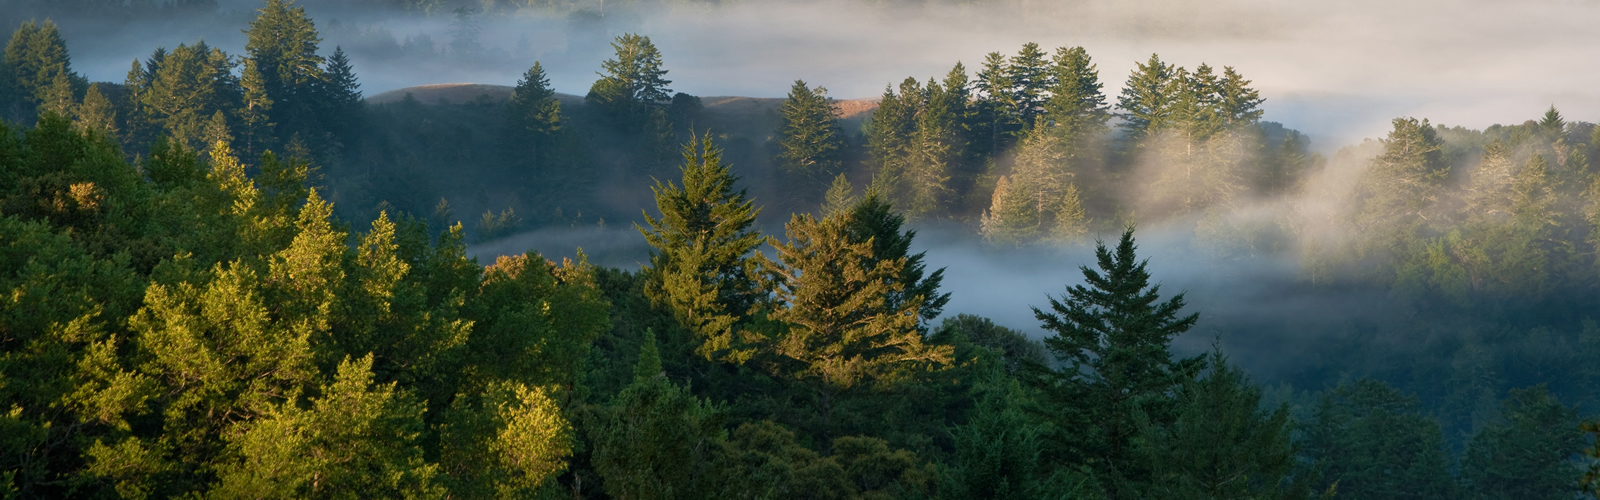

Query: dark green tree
<box><xmin>1116</xmin><ymin>53</ymin><xmax>1177</xmax><ymax>140</ymax></box>
<box><xmin>1138</xmin><ymin>350</ymin><xmax>1309</xmax><ymax>500</ymax></box>
<box><xmin>775</xmin><ymin>79</ymin><xmax>845</xmax><ymax>190</ymax></box>
<box><xmin>586</xmin><ymin>33</ymin><xmax>672</xmax><ymax>127</ymax></box>
<box><xmin>506</xmin><ymin>61</ymin><xmax>563</xmax><ymax>163</ymax></box>
<box><xmin>1461</xmin><ymin>387</ymin><xmax>1584</xmax><ymax>500</ymax></box>
<box><xmin>1024</xmin><ymin>227</ymin><xmax>1204</xmax><ymax>498</ymax></box>
<box><xmin>842</xmin><ymin>190</ymin><xmax>950</xmax><ymax>330</ymax></box>
<box><xmin>1303</xmin><ymin>379</ymin><xmax>1458</xmax><ymax>500</ymax></box>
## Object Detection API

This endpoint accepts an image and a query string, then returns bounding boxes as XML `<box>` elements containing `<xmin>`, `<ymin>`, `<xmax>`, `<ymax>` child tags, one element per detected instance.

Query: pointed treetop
<box><xmin>634</xmin><ymin>329</ymin><xmax>663</xmax><ymax>383</ymax></box>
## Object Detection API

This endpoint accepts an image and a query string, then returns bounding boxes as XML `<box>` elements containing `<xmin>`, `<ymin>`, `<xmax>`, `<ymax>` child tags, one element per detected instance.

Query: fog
<box><xmin>44</xmin><ymin>0</ymin><xmax>1600</xmax><ymax>151</ymax></box>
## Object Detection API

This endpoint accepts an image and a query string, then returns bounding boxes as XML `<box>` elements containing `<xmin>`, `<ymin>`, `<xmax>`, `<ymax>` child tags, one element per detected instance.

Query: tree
<box><xmin>1117</xmin><ymin>53</ymin><xmax>1177</xmax><ymax>140</ymax></box>
<box><xmin>1024</xmin><ymin>228</ymin><xmax>1204</xmax><ymax>498</ymax></box>
<box><xmin>211</xmin><ymin>355</ymin><xmax>444</xmax><ymax>498</ymax></box>
<box><xmin>1044</xmin><ymin>46</ymin><xmax>1110</xmax><ymax>143</ymax></box>
<box><xmin>136</xmin><ymin>42</ymin><xmax>240</xmax><ymax>150</ymax></box>
<box><xmin>841</xmin><ymin>190</ymin><xmax>951</xmax><ymax>330</ymax></box>
<box><xmin>775</xmin><ymin>79</ymin><xmax>845</xmax><ymax>190</ymax></box>
<box><xmin>1354</xmin><ymin>118</ymin><xmax>1449</xmax><ymax>260</ymax></box>
<box><xmin>506</xmin><ymin>61</ymin><xmax>562</xmax><ymax>162</ymax></box>
<box><xmin>1006</xmin><ymin>42</ymin><xmax>1052</xmax><ymax>128</ymax></box>
<box><xmin>3</xmin><ymin>20</ymin><xmax>79</xmax><ymax>119</ymax></box>
<box><xmin>1462</xmin><ymin>387</ymin><xmax>1584</xmax><ymax>499</ymax></box>
<box><xmin>638</xmin><ymin>135</ymin><xmax>765</xmax><ymax>363</ymax></box>
<box><xmin>754</xmin><ymin>208</ymin><xmax>953</xmax><ymax>442</ymax></box>
<box><xmin>76</xmin><ymin>83</ymin><xmax>117</xmax><ymax>136</ymax></box>
<box><xmin>319</xmin><ymin>46</ymin><xmax>361</xmax><ymax>140</ymax></box>
<box><xmin>243</xmin><ymin>0</ymin><xmax>325</xmax><ymax>147</ymax></box>
<box><xmin>1138</xmin><ymin>350</ymin><xmax>1309</xmax><ymax>500</ymax></box>
<box><xmin>865</xmin><ymin>78</ymin><xmax>920</xmax><ymax>197</ymax></box>
<box><xmin>587</xmin><ymin>33</ymin><xmax>672</xmax><ymax>126</ymax></box>
<box><xmin>1303</xmin><ymin>379</ymin><xmax>1458</xmax><ymax>500</ymax></box>
<box><xmin>587</xmin><ymin>329</ymin><xmax>725</xmax><ymax>499</ymax></box>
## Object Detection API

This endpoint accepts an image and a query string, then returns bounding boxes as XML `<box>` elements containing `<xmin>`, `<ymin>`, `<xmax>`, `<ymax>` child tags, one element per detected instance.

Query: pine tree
<box><xmin>1024</xmin><ymin>228</ymin><xmax>1204</xmax><ymax>498</ymax></box>
<box><xmin>638</xmin><ymin>135</ymin><xmax>764</xmax><ymax>363</ymax></box>
<box><xmin>974</xmin><ymin>51</ymin><xmax>1022</xmax><ymax>154</ymax></box>
<box><xmin>76</xmin><ymin>82</ymin><xmax>117</xmax><ymax>136</ymax></box>
<box><xmin>1217</xmin><ymin>66</ymin><xmax>1264</xmax><ymax>127</ymax></box>
<box><xmin>1006</xmin><ymin>42</ymin><xmax>1052</xmax><ymax>128</ymax></box>
<box><xmin>506</xmin><ymin>61</ymin><xmax>562</xmax><ymax>163</ymax></box>
<box><xmin>319</xmin><ymin>46</ymin><xmax>361</xmax><ymax>141</ymax></box>
<box><xmin>587</xmin><ymin>33</ymin><xmax>672</xmax><ymax>128</ymax></box>
<box><xmin>4</xmin><ymin>20</ymin><xmax>78</xmax><ymax>116</ymax></box>
<box><xmin>1044</xmin><ymin>46</ymin><xmax>1109</xmax><ymax>142</ymax></box>
<box><xmin>866</xmin><ymin>78</ymin><xmax>920</xmax><ymax>197</ymax></box>
<box><xmin>979</xmin><ymin>174</ymin><xmax>1041</xmax><ymax>246</ymax></box>
<box><xmin>587</xmin><ymin>329</ymin><xmax>725</xmax><ymax>499</ymax></box>
<box><xmin>906</xmin><ymin>77</ymin><xmax>960</xmax><ymax>217</ymax></box>
<box><xmin>244</xmin><ymin>0</ymin><xmax>325</xmax><ymax>145</ymax></box>
<box><xmin>1353</xmin><ymin>118</ymin><xmax>1448</xmax><ymax>259</ymax></box>
<box><xmin>842</xmin><ymin>190</ymin><xmax>951</xmax><ymax>330</ymax></box>
<box><xmin>1304</xmin><ymin>379</ymin><xmax>1458</xmax><ymax>500</ymax></box>
<box><xmin>754</xmin><ymin>208</ymin><xmax>953</xmax><ymax>441</ymax></box>
<box><xmin>776</xmin><ymin>80</ymin><xmax>845</xmax><ymax>190</ymax></box>
<box><xmin>1138</xmin><ymin>350</ymin><xmax>1308</xmax><ymax>499</ymax></box>
<box><xmin>1117</xmin><ymin>53</ymin><xmax>1177</xmax><ymax>139</ymax></box>
<box><xmin>1462</xmin><ymin>387</ymin><xmax>1584</xmax><ymax>500</ymax></box>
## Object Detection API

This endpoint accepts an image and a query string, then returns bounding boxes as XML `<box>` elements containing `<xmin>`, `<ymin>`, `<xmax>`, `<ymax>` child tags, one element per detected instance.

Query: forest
<box><xmin>5</xmin><ymin>0</ymin><xmax>1600</xmax><ymax>498</ymax></box>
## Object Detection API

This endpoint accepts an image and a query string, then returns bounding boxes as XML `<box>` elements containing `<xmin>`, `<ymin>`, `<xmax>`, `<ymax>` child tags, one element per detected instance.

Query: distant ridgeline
<box><xmin>7</xmin><ymin>1</ymin><xmax>1600</xmax><ymax>499</ymax></box>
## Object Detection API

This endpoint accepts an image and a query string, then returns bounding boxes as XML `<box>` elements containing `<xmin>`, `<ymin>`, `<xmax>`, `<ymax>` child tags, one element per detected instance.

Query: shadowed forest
<box><xmin>5</xmin><ymin>0</ymin><xmax>1600</xmax><ymax>498</ymax></box>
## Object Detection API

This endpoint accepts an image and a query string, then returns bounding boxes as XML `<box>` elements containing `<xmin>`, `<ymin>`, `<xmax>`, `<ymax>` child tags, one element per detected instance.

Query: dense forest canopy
<box><xmin>4</xmin><ymin>0</ymin><xmax>1600</xmax><ymax>498</ymax></box>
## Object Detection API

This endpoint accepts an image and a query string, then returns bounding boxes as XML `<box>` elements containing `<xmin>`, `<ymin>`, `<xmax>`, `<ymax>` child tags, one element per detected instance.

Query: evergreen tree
<box><xmin>754</xmin><ymin>207</ymin><xmax>954</xmax><ymax>442</ymax></box>
<box><xmin>1461</xmin><ymin>387</ymin><xmax>1583</xmax><ymax>500</ymax></box>
<box><xmin>638</xmin><ymin>135</ymin><xmax>764</xmax><ymax>363</ymax></box>
<box><xmin>319</xmin><ymin>46</ymin><xmax>361</xmax><ymax>141</ymax></box>
<box><xmin>842</xmin><ymin>190</ymin><xmax>951</xmax><ymax>330</ymax></box>
<box><xmin>3</xmin><ymin>20</ymin><xmax>78</xmax><ymax>118</ymax></box>
<box><xmin>905</xmin><ymin>77</ymin><xmax>960</xmax><ymax>217</ymax></box>
<box><xmin>138</xmin><ymin>42</ymin><xmax>241</xmax><ymax>150</ymax></box>
<box><xmin>1217</xmin><ymin>66</ymin><xmax>1264</xmax><ymax>127</ymax></box>
<box><xmin>1303</xmin><ymin>379</ymin><xmax>1458</xmax><ymax>500</ymax></box>
<box><xmin>1044</xmin><ymin>46</ymin><xmax>1109</xmax><ymax>142</ymax></box>
<box><xmin>1138</xmin><ymin>350</ymin><xmax>1309</xmax><ymax>499</ymax></box>
<box><xmin>76</xmin><ymin>82</ymin><xmax>117</xmax><ymax>136</ymax></box>
<box><xmin>587</xmin><ymin>329</ymin><xmax>725</xmax><ymax>499</ymax></box>
<box><xmin>1006</xmin><ymin>42</ymin><xmax>1052</xmax><ymax>128</ymax></box>
<box><xmin>865</xmin><ymin>78</ymin><xmax>919</xmax><ymax>197</ymax></box>
<box><xmin>1354</xmin><ymin>118</ymin><xmax>1449</xmax><ymax>260</ymax></box>
<box><xmin>776</xmin><ymin>79</ymin><xmax>845</xmax><ymax>190</ymax></box>
<box><xmin>506</xmin><ymin>61</ymin><xmax>562</xmax><ymax>162</ymax></box>
<box><xmin>1024</xmin><ymin>228</ymin><xmax>1204</xmax><ymax>498</ymax></box>
<box><xmin>973</xmin><ymin>51</ymin><xmax>1022</xmax><ymax>153</ymax></box>
<box><xmin>586</xmin><ymin>33</ymin><xmax>672</xmax><ymax>127</ymax></box>
<box><xmin>1117</xmin><ymin>53</ymin><xmax>1177</xmax><ymax>139</ymax></box>
<box><xmin>243</xmin><ymin>0</ymin><xmax>325</xmax><ymax>148</ymax></box>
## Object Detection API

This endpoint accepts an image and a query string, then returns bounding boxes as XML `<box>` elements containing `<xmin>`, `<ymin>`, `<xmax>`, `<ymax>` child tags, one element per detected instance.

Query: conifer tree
<box><xmin>1354</xmin><ymin>118</ymin><xmax>1449</xmax><ymax>259</ymax></box>
<box><xmin>1044</xmin><ymin>46</ymin><xmax>1109</xmax><ymax>142</ymax></box>
<box><xmin>319</xmin><ymin>46</ymin><xmax>361</xmax><ymax>141</ymax></box>
<box><xmin>1024</xmin><ymin>228</ymin><xmax>1204</xmax><ymax>498</ymax></box>
<box><xmin>755</xmin><ymin>208</ymin><xmax>953</xmax><ymax>441</ymax></box>
<box><xmin>586</xmin><ymin>33</ymin><xmax>672</xmax><ymax>127</ymax></box>
<box><xmin>842</xmin><ymin>190</ymin><xmax>951</xmax><ymax>329</ymax></box>
<box><xmin>1461</xmin><ymin>387</ymin><xmax>1584</xmax><ymax>499</ymax></box>
<box><xmin>866</xmin><ymin>78</ymin><xmax>920</xmax><ymax>196</ymax></box>
<box><xmin>506</xmin><ymin>61</ymin><xmax>562</xmax><ymax>163</ymax></box>
<box><xmin>639</xmin><ymin>135</ymin><xmax>764</xmax><ymax>363</ymax></box>
<box><xmin>1217</xmin><ymin>66</ymin><xmax>1264</xmax><ymax>127</ymax></box>
<box><xmin>776</xmin><ymin>79</ymin><xmax>845</xmax><ymax>189</ymax></box>
<box><xmin>906</xmin><ymin>77</ymin><xmax>960</xmax><ymax>217</ymax></box>
<box><xmin>1006</xmin><ymin>42</ymin><xmax>1052</xmax><ymax>128</ymax></box>
<box><xmin>4</xmin><ymin>20</ymin><xmax>78</xmax><ymax>116</ymax></box>
<box><xmin>1117</xmin><ymin>53</ymin><xmax>1177</xmax><ymax>140</ymax></box>
<box><xmin>243</xmin><ymin>0</ymin><xmax>325</xmax><ymax>146</ymax></box>
<box><xmin>1138</xmin><ymin>350</ymin><xmax>1308</xmax><ymax>499</ymax></box>
<box><xmin>587</xmin><ymin>329</ymin><xmax>725</xmax><ymax>499</ymax></box>
<box><xmin>1304</xmin><ymin>379</ymin><xmax>1458</xmax><ymax>500</ymax></box>
<box><xmin>76</xmin><ymin>82</ymin><xmax>117</xmax><ymax>136</ymax></box>
<box><xmin>974</xmin><ymin>51</ymin><xmax>1022</xmax><ymax>153</ymax></box>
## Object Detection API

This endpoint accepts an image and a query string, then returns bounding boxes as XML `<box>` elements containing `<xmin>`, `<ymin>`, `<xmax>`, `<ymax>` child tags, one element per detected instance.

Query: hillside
<box><xmin>366</xmin><ymin>83</ymin><xmax>881</xmax><ymax>134</ymax></box>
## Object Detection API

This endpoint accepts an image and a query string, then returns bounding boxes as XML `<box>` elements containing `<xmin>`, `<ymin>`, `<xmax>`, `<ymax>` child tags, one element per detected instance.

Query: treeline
<box><xmin>7</xmin><ymin>2</ymin><xmax>1600</xmax><ymax>498</ymax></box>
<box><xmin>3</xmin><ymin>107</ymin><xmax>1597</xmax><ymax>498</ymax></box>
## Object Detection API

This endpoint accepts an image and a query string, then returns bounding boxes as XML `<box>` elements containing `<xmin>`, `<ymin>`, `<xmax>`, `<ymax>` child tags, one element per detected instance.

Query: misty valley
<box><xmin>5</xmin><ymin>0</ymin><xmax>1600</xmax><ymax>498</ymax></box>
